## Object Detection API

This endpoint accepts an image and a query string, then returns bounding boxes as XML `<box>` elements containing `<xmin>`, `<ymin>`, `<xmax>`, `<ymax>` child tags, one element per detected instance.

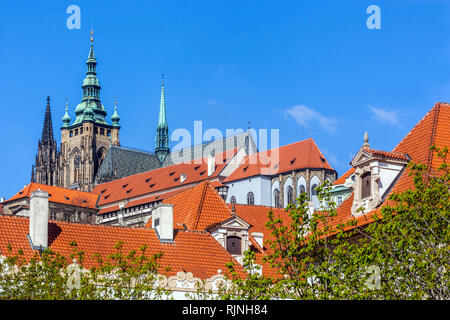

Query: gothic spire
<box><xmin>155</xmin><ymin>74</ymin><xmax>170</xmax><ymax>163</ymax></box>
<box><xmin>41</xmin><ymin>96</ymin><xmax>55</xmax><ymax>145</ymax></box>
<box><xmin>158</xmin><ymin>74</ymin><xmax>168</xmax><ymax>129</ymax></box>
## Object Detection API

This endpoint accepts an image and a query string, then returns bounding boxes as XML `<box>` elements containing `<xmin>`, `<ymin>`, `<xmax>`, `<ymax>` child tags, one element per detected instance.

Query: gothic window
<box><xmin>299</xmin><ymin>184</ymin><xmax>306</xmax><ymax>195</ymax></box>
<box><xmin>274</xmin><ymin>189</ymin><xmax>281</xmax><ymax>208</ymax></box>
<box><xmin>74</xmin><ymin>155</ymin><xmax>81</xmax><ymax>183</ymax></box>
<box><xmin>230</xmin><ymin>196</ymin><xmax>236</xmax><ymax>204</ymax></box>
<box><xmin>247</xmin><ymin>192</ymin><xmax>254</xmax><ymax>205</ymax></box>
<box><xmin>311</xmin><ymin>184</ymin><xmax>318</xmax><ymax>196</ymax></box>
<box><xmin>337</xmin><ymin>196</ymin><xmax>343</xmax><ymax>206</ymax></box>
<box><xmin>361</xmin><ymin>172</ymin><xmax>371</xmax><ymax>199</ymax></box>
<box><xmin>227</xmin><ymin>236</ymin><xmax>242</xmax><ymax>255</ymax></box>
<box><xmin>287</xmin><ymin>186</ymin><xmax>294</xmax><ymax>205</ymax></box>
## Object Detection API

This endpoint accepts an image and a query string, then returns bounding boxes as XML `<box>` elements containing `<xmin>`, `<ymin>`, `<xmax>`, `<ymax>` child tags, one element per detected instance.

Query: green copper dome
<box><xmin>111</xmin><ymin>101</ymin><xmax>120</xmax><ymax>127</ymax></box>
<box><xmin>61</xmin><ymin>104</ymin><xmax>71</xmax><ymax>127</ymax></box>
<box><xmin>68</xmin><ymin>34</ymin><xmax>112</xmax><ymax>127</ymax></box>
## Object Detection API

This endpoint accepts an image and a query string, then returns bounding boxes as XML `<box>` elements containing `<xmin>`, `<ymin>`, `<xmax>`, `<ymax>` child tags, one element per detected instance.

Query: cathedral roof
<box><xmin>94</xmin><ymin>146</ymin><xmax>162</xmax><ymax>184</ymax></box>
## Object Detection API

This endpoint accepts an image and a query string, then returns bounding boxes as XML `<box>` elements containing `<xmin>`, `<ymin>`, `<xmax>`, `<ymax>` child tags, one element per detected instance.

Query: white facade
<box><xmin>225</xmin><ymin>176</ymin><xmax>272</xmax><ymax>206</ymax></box>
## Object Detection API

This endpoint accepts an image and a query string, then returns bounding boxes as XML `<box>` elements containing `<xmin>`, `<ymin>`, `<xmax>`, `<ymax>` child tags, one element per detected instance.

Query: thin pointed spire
<box><xmin>41</xmin><ymin>96</ymin><xmax>55</xmax><ymax>145</ymax></box>
<box><xmin>158</xmin><ymin>73</ymin><xmax>167</xmax><ymax>128</ymax></box>
<box><xmin>155</xmin><ymin>74</ymin><xmax>170</xmax><ymax>163</ymax></box>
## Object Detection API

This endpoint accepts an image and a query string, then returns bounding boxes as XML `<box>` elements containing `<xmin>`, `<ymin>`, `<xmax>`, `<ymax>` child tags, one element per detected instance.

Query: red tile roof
<box><xmin>224</xmin><ymin>138</ymin><xmax>335</xmax><ymax>182</ymax></box>
<box><xmin>333</xmin><ymin>168</ymin><xmax>355</xmax><ymax>185</ymax></box>
<box><xmin>0</xmin><ymin>215</ymin><xmax>245</xmax><ymax>279</ymax></box>
<box><xmin>2</xmin><ymin>183</ymin><xmax>99</xmax><ymax>209</ymax></box>
<box><xmin>92</xmin><ymin>149</ymin><xmax>238</xmax><ymax>207</ymax></box>
<box><xmin>361</xmin><ymin>148</ymin><xmax>410</xmax><ymax>162</ymax></box>
<box><xmin>145</xmin><ymin>182</ymin><xmax>234</xmax><ymax>232</ymax></box>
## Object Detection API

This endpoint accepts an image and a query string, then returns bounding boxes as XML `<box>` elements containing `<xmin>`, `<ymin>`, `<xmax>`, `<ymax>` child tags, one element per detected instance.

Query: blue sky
<box><xmin>0</xmin><ymin>0</ymin><xmax>449</xmax><ymax>199</ymax></box>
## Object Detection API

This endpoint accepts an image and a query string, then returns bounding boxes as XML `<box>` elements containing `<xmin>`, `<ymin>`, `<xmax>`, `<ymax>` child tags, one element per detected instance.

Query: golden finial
<box><xmin>90</xmin><ymin>29</ymin><xmax>94</xmax><ymax>43</ymax></box>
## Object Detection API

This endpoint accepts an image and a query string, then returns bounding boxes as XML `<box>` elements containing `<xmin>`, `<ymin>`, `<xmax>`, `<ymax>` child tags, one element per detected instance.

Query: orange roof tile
<box><xmin>2</xmin><ymin>183</ymin><xmax>99</xmax><ymax>209</ymax></box>
<box><xmin>333</xmin><ymin>167</ymin><xmax>355</xmax><ymax>185</ymax></box>
<box><xmin>144</xmin><ymin>182</ymin><xmax>234</xmax><ymax>232</ymax></box>
<box><xmin>0</xmin><ymin>215</ymin><xmax>245</xmax><ymax>279</ymax></box>
<box><xmin>224</xmin><ymin>138</ymin><xmax>335</xmax><ymax>182</ymax></box>
<box><xmin>92</xmin><ymin>149</ymin><xmax>238</xmax><ymax>207</ymax></box>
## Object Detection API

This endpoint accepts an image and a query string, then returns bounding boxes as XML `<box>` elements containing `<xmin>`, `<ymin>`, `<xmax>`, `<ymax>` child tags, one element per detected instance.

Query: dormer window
<box><xmin>227</xmin><ymin>236</ymin><xmax>242</xmax><ymax>255</ymax></box>
<box><xmin>361</xmin><ymin>172</ymin><xmax>371</xmax><ymax>199</ymax></box>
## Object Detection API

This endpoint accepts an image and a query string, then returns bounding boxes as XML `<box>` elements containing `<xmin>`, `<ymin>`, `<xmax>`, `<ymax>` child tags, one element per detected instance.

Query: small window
<box><xmin>227</xmin><ymin>236</ymin><xmax>241</xmax><ymax>255</ymax></box>
<box><xmin>337</xmin><ymin>196</ymin><xmax>343</xmax><ymax>206</ymax></box>
<box><xmin>80</xmin><ymin>127</ymin><xmax>83</xmax><ymax>134</ymax></box>
<box><xmin>230</xmin><ymin>196</ymin><xmax>236</xmax><ymax>204</ymax></box>
<box><xmin>247</xmin><ymin>192</ymin><xmax>254</xmax><ymax>205</ymax></box>
<box><xmin>361</xmin><ymin>172</ymin><xmax>371</xmax><ymax>199</ymax></box>
<box><xmin>100</xmin><ymin>128</ymin><xmax>105</xmax><ymax>135</ymax></box>
<box><xmin>70</xmin><ymin>130</ymin><xmax>73</xmax><ymax>137</ymax></box>
<box><xmin>74</xmin><ymin>129</ymin><xmax>78</xmax><ymax>136</ymax></box>
<box><xmin>107</xmin><ymin>130</ymin><xmax>111</xmax><ymax>137</ymax></box>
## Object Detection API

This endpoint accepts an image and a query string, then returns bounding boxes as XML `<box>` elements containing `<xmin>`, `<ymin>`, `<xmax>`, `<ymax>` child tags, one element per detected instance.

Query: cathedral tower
<box><xmin>155</xmin><ymin>74</ymin><xmax>170</xmax><ymax>163</ymax></box>
<box><xmin>33</xmin><ymin>96</ymin><xmax>60</xmax><ymax>186</ymax></box>
<box><xmin>59</xmin><ymin>32</ymin><xmax>120</xmax><ymax>191</ymax></box>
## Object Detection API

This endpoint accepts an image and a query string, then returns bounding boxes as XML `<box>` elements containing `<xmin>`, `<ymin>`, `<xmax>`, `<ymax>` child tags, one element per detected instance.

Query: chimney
<box><xmin>207</xmin><ymin>155</ymin><xmax>215</xmax><ymax>176</ymax></box>
<box><xmin>29</xmin><ymin>189</ymin><xmax>49</xmax><ymax>250</ymax></box>
<box><xmin>152</xmin><ymin>204</ymin><xmax>173</xmax><ymax>242</ymax></box>
<box><xmin>251</xmin><ymin>232</ymin><xmax>264</xmax><ymax>248</ymax></box>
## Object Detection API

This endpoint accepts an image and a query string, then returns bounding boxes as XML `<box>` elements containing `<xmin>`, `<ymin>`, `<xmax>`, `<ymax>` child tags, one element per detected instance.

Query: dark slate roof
<box><xmin>95</xmin><ymin>131</ymin><xmax>257</xmax><ymax>184</ymax></box>
<box><xmin>95</xmin><ymin>146</ymin><xmax>162</xmax><ymax>183</ymax></box>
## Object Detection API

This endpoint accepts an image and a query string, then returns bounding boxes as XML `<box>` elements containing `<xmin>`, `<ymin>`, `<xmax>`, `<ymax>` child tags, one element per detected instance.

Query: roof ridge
<box><xmin>392</xmin><ymin>102</ymin><xmax>438</xmax><ymax>152</ymax></box>
<box><xmin>192</xmin><ymin>182</ymin><xmax>209</xmax><ymax>231</ymax></box>
<box><xmin>426</xmin><ymin>102</ymin><xmax>441</xmax><ymax>173</ymax></box>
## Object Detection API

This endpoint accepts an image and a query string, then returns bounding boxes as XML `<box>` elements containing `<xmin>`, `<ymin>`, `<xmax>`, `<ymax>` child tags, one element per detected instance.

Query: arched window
<box><xmin>230</xmin><ymin>196</ymin><xmax>236</xmax><ymax>204</ymax></box>
<box><xmin>227</xmin><ymin>236</ymin><xmax>242</xmax><ymax>255</ymax></box>
<box><xmin>311</xmin><ymin>184</ymin><xmax>318</xmax><ymax>196</ymax></box>
<box><xmin>361</xmin><ymin>172</ymin><xmax>371</xmax><ymax>199</ymax></box>
<box><xmin>287</xmin><ymin>186</ymin><xmax>293</xmax><ymax>205</ymax></box>
<box><xmin>247</xmin><ymin>192</ymin><xmax>254</xmax><ymax>205</ymax></box>
<box><xmin>274</xmin><ymin>189</ymin><xmax>281</xmax><ymax>208</ymax></box>
<box><xmin>299</xmin><ymin>184</ymin><xmax>306</xmax><ymax>195</ymax></box>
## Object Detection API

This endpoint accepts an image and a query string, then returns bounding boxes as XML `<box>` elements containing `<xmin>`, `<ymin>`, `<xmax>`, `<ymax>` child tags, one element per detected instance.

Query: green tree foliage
<box><xmin>220</xmin><ymin>146</ymin><xmax>449</xmax><ymax>300</ymax></box>
<box><xmin>0</xmin><ymin>241</ymin><xmax>171</xmax><ymax>300</ymax></box>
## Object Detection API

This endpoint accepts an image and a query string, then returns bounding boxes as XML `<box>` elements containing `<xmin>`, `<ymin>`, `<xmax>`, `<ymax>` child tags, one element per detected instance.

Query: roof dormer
<box><xmin>350</xmin><ymin>133</ymin><xmax>410</xmax><ymax>216</ymax></box>
<box><xmin>208</xmin><ymin>212</ymin><xmax>251</xmax><ymax>265</ymax></box>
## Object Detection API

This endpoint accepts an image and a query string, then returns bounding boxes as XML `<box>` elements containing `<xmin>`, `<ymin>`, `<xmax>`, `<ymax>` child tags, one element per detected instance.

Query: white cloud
<box><xmin>369</xmin><ymin>105</ymin><xmax>398</xmax><ymax>125</ymax></box>
<box><xmin>285</xmin><ymin>105</ymin><xmax>338</xmax><ymax>133</ymax></box>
